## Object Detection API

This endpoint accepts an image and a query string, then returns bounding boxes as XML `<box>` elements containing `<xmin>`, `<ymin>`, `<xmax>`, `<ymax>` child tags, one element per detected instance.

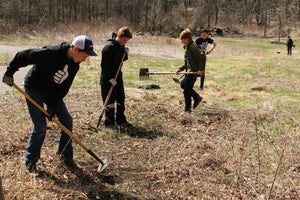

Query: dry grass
<box><xmin>0</xmin><ymin>25</ymin><xmax>299</xmax><ymax>199</ymax></box>
<box><xmin>1</xmin><ymin>88</ymin><xmax>299</xmax><ymax>199</ymax></box>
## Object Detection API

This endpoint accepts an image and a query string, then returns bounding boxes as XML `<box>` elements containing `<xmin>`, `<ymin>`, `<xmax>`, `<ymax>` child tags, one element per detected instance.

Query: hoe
<box><xmin>13</xmin><ymin>83</ymin><xmax>112</xmax><ymax>173</ymax></box>
<box><xmin>139</xmin><ymin>68</ymin><xmax>199</xmax><ymax>80</ymax></box>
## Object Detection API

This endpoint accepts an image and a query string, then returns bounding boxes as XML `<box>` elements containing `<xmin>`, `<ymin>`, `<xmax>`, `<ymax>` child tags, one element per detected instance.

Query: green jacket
<box><xmin>179</xmin><ymin>41</ymin><xmax>206</xmax><ymax>76</ymax></box>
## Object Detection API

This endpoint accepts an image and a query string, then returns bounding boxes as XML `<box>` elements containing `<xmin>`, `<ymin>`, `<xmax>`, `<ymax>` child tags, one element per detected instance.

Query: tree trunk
<box><xmin>88</xmin><ymin>0</ymin><xmax>91</xmax><ymax>21</ymax></box>
<box><xmin>215</xmin><ymin>0</ymin><xmax>219</xmax><ymax>25</ymax></box>
<box><xmin>26</xmin><ymin>0</ymin><xmax>30</xmax><ymax>24</ymax></box>
<box><xmin>183</xmin><ymin>0</ymin><xmax>188</xmax><ymax>28</ymax></box>
<box><xmin>48</xmin><ymin>0</ymin><xmax>52</xmax><ymax>24</ymax></box>
<box><xmin>74</xmin><ymin>0</ymin><xmax>77</xmax><ymax>21</ymax></box>
<box><xmin>106</xmin><ymin>0</ymin><xmax>109</xmax><ymax>22</ymax></box>
<box><xmin>0</xmin><ymin>176</ymin><xmax>4</xmax><ymax>200</ymax></box>
<box><xmin>145</xmin><ymin>0</ymin><xmax>149</xmax><ymax>30</ymax></box>
<box><xmin>62</xmin><ymin>0</ymin><xmax>65</xmax><ymax>22</ymax></box>
<box><xmin>278</xmin><ymin>12</ymin><xmax>282</xmax><ymax>42</ymax></box>
<box><xmin>263</xmin><ymin>3</ymin><xmax>267</xmax><ymax>37</ymax></box>
<box><xmin>68</xmin><ymin>0</ymin><xmax>73</xmax><ymax>22</ymax></box>
<box><xmin>206</xmin><ymin>0</ymin><xmax>210</xmax><ymax>28</ymax></box>
<box><xmin>285</xmin><ymin>0</ymin><xmax>289</xmax><ymax>20</ymax></box>
<box><xmin>298</xmin><ymin>0</ymin><xmax>300</xmax><ymax>20</ymax></box>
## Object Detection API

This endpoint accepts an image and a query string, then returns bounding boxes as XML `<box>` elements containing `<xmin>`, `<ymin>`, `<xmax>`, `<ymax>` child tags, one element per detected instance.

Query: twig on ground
<box><xmin>237</xmin><ymin>121</ymin><xmax>249</xmax><ymax>197</ymax></box>
<box><xmin>268</xmin><ymin>148</ymin><xmax>285</xmax><ymax>200</ymax></box>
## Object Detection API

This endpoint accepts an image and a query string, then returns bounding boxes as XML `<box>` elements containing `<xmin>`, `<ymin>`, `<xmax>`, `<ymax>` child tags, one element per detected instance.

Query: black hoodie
<box><xmin>100</xmin><ymin>33</ymin><xmax>128</xmax><ymax>85</ymax></box>
<box><xmin>5</xmin><ymin>42</ymin><xmax>80</xmax><ymax>106</ymax></box>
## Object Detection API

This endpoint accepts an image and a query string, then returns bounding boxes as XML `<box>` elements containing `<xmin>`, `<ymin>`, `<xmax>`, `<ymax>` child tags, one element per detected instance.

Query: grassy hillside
<box><xmin>0</xmin><ymin>35</ymin><xmax>299</xmax><ymax>199</ymax></box>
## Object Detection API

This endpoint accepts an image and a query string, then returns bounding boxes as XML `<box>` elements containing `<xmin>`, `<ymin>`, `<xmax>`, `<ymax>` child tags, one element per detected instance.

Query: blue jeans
<box><xmin>24</xmin><ymin>88</ymin><xmax>73</xmax><ymax>165</ymax></box>
<box><xmin>180</xmin><ymin>75</ymin><xmax>200</xmax><ymax>111</ymax></box>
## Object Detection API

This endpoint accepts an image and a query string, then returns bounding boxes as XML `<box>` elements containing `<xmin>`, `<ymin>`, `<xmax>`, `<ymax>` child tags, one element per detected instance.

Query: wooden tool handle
<box><xmin>13</xmin><ymin>83</ymin><xmax>89</xmax><ymax>151</ymax></box>
<box><xmin>148</xmin><ymin>72</ymin><xmax>199</xmax><ymax>75</ymax></box>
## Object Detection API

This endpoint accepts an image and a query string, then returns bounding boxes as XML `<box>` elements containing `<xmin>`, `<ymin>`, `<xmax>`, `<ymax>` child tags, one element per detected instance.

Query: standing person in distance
<box><xmin>176</xmin><ymin>28</ymin><xmax>206</xmax><ymax>113</ymax></box>
<box><xmin>287</xmin><ymin>35</ymin><xmax>294</xmax><ymax>56</ymax></box>
<box><xmin>100</xmin><ymin>27</ymin><xmax>133</xmax><ymax>128</ymax></box>
<box><xmin>195</xmin><ymin>29</ymin><xmax>217</xmax><ymax>90</ymax></box>
<box><xmin>2</xmin><ymin>35</ymin><xmax>98</xmax><ymax>174</ymax></box>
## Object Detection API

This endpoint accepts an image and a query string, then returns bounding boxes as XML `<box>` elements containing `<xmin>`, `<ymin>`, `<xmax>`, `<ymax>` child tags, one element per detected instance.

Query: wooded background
<box><xmin>0</xmin><ymin>0</ymin><xmax>299</xmax><ymax>37</ymax></box>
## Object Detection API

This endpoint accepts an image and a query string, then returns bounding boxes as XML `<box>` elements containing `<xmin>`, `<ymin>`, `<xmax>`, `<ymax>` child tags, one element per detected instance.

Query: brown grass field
<box><xmin>0</xmin><ymin>25</ymin><xmax>299</xmax><ymax>199</ymax></box>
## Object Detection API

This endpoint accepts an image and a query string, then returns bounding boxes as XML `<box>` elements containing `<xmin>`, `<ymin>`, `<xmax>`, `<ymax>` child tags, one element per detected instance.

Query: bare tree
<box><xmin>215</xmin><ymin>0</ymin><xmax>219</xmax><ymax>25</ymax></box>
<box><xmin>0</xmin><ymin>0</ymin><xmax>299</xmax><ymax>36</ymax></box>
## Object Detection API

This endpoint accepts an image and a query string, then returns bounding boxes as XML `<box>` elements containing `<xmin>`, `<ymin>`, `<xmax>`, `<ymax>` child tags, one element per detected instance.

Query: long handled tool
<box><xmin>12</xmin><ymin>83</ymin><xmax>112</xmax><ymax>173</ymax></box>
<box><xmin>139</xmin><ymin>68</ymin><xmax>199</xmax><ymax>79</ymax></box>
<box><xmin>96</xmin><ymin>52</ymin><xmax>126</xmax><ymax>128</ymax></box>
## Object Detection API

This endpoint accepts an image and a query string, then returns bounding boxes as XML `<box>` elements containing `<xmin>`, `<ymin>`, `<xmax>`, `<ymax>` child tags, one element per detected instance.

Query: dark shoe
<box><xmin>61</xmin><ymin>158</ymin><xmax>82</xmax><ymax>170</ymax></box>
<box><xmin>117</xmin><ymin>121</ymin><xmax>133</xmax><ymax>128</ymax></box>
<box><xmin>185</xmin><ymin>108</ymin><xmax>192</xmax><ymax>113</ymax></box>
<box><xmin>25</xmin><ymin>161</ymin><xmax>39</xmax><ymax>176</ymax></box>
<box><xmin>193</xmin><ymin>96</ymin><xmax>202</xmax><ymax>109</ymax></box>
<box><xmin>104</xmin><ymin>121</ymin><xmax>115</xmax><ymax>128</ymax></box>
<box><xmin>105</xmin><ymin>124</ymin><xmax>116</xmax><ymax>129</ymax></box>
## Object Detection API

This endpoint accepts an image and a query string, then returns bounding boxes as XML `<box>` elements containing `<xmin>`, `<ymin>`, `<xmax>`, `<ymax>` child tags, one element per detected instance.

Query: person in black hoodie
<box><xmin>2</xmin><ymin>35</ymin><xmax>98</xmax><ymax>174</ymax></box>
<box><xmin>100</xmin><ymin>27</ymin><xmax>132</xmax><ymax>127</ymax></box>
<box><xmin>287</xmin><ymin>35</ymin><xmax>294</xmax><ymax>56</ymax></box>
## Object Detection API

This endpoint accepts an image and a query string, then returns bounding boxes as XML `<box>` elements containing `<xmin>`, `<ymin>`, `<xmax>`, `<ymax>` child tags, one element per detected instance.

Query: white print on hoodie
<box><xmin>53</xmin><ymin>65</ymin><xmax>69</xmax><ymax>84</ymax></box>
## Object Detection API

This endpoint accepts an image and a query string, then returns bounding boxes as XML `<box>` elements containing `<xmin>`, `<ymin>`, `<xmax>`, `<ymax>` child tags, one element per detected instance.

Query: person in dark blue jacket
<box><xmin>100</xmin><ymin>27</ymin><xmax>132</xmax><ymax>127</ymax></box>
<box><xmin>2</xmin><ymin>35</ymin><xmax>98</xmax><ymax>174</ymax></box>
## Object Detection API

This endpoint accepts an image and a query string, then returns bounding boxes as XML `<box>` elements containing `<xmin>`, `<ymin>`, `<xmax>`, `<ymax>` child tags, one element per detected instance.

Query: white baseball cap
<box><xmin>72</xmin><ymin>35</ymin><xmax>98</xmax><ymax>56</ymax></box>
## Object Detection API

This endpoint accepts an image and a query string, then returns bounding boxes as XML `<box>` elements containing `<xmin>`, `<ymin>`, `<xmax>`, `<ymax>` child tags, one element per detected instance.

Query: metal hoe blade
<box><xmin>172</xmin><ymin>77</ymin><xmax>180</xmax><ymax>84</ymax></box>
<box><xmin>97</xmin><ymin>154</ymin><xmax>113</xmax><ymax>173</ymax></box>
<box><xmin>172</xmin><ymin>74</ymin><xmax>184</xmax><ymax>84</ymax></box>
<box><xmin>139</xmin><ymin>68</ymin><xmax>149</xmax><ymax>80</ymax></box>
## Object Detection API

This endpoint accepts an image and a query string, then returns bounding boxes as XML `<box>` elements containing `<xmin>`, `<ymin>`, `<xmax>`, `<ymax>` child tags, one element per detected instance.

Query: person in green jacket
<box><xmin>176</xmin><ymin>28</ymin><xmax>206</xmax><ymax>113</ymax></box>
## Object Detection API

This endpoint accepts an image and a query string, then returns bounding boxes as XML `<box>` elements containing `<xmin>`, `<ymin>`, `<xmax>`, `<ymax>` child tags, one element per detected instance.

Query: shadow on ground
<box><xmin>118</xmin><ymin>125</ymin><xmax>164</xmax><ymax>139</ymax></box>
<box><xmin>38</xmin><ymin>166</ymin><xmax>140</xmax><ymax>200</ymax></box>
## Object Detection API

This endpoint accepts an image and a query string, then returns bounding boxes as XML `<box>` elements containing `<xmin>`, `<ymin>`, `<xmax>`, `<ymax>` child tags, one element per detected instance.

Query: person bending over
<box><xmin>3</xmin><ymin>35</ymin><xmax>98</xmax><ymax>174</ymax></box>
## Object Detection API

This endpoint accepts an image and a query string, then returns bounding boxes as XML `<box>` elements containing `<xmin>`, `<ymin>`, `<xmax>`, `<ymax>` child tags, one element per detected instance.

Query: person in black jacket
<box><xmin>100</xmin><ymin>27</ymin><xmax>132</xmax><ymax>127</ymax></box>
<box><xmin>176</xmin><ymin>29</ymin><xmax>205</xmax><ymax>113</ymax></box>
<box><xmin>2</xmin><ymin>35</ymin><xmax>98</xmax><ymax>174</ymax></box>
<box><xmin>287</xmin><ymin>36</ymin><xmax>294</xmax><ymax>56</ymax></box>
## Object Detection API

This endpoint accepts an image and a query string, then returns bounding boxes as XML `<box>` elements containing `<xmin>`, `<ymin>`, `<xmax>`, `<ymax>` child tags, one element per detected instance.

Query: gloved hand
<box><xmin>46</xmin><ymin>105</ymin><xmax>56</xmax><ymax>121</ymax></box>
<box><xmin>2</xmin><ymin>74</ymin><xmax>14</xmax><ymax>86</ymax></box>
<box><xmin>109</xmin><ymin>78</ymin><xmax>117</xmax><ymax>87</ymax></box>
<box><xmin>197</xmin><ymin>71</ymin><xmax>204</xmax><ymax>76</ymax></box>
<box><xmin>124</xmin><ymin>47</ymin><xmax>129</xmax><ymax>55</ymax></box>
<box><xmin>176</xmin><ymin>69</ymin><xmax>181</xmax><ymax>75</ymax></box>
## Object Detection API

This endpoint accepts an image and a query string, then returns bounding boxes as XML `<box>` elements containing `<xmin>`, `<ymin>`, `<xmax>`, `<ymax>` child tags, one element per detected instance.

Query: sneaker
<box><xmin>61</xmin><ymin>158</ymin><xmax>82</xmax><ymax>170</ymax></box>
<box><xmin>193</xmin><ymin>96</ymin><xmax>203</xmax><ymax>109</ymax></box>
